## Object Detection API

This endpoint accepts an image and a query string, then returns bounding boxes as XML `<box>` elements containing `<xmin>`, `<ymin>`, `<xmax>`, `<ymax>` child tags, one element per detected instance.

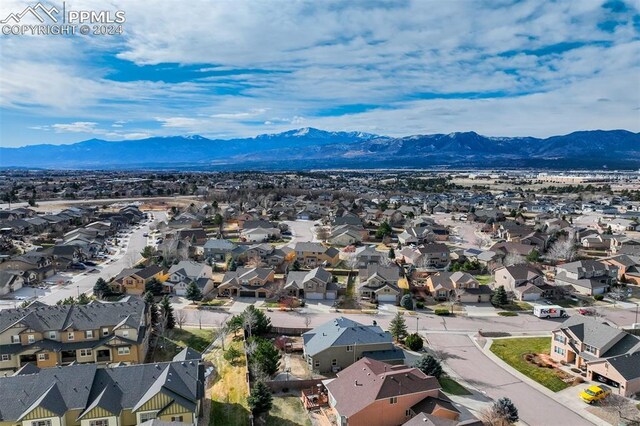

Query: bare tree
<box><xmin>314</xmin><ymin>226</ymin><xmax>331</xmax><ymax>243</ymax></box>
<box><xmin>243</xmin><ymin>308</ymin><xmax>258</xmax><ymax>339</ymax></box>
<box><xmin>213</xmin><ymin>320</ymin><xmax>229</xmax><ymax>351</ymax></box>
<box><xmin>599</xmin><ymin>393</ymin><xmax>640</xmax><ymax>425</ymax></box>
<box><xmin>503</xmin><ymin>252</ymin><xmax>525</xmax><ymax>267</ymax></box>
<box><xmin>175</xmin><ymin>309</ymin><xmax>187</xmax><ymax>330</ymax></box>
<box><xmin>547</xmin><ymin>236</ymin><xmax>576</xmax><ymax>263</ymax></box>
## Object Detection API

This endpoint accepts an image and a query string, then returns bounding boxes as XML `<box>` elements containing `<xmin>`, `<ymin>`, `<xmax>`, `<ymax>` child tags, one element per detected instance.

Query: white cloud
<box><xmin>51</xmin><ymin>122</ymin><xmax>99</xmax><ymax>133</ymax></box>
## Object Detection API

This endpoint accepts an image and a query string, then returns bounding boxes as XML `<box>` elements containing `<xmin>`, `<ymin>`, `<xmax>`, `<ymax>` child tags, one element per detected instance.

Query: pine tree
<box><xmin>389</xmin><ymin>247</ymin><xmax>395</xmax><ymax>259</ymax></box>
<box><xmin>413</xmin><ymin>354</ymin><xmax>443</xmax><ymax>378</ymax></box>
<box><xmin>144</xmin><ymin>291</ymin><xmax>159</xmax><ymax>326</ymax></box>
<box><xmin>400</xmin><ymin>294</ymin><xmax>413</xmax><ymax>310</ymax></box>
<box><xmin>494</xmin><ymin>397</ymin><xmax>519</xmax><ymax>423</ymax></box>
<box><xmin>160</xmin><ymin>295</ymin><xmax>175</xmax><ymax>330</ymax></box>
<box><xmin>93</xmin><ymin>278</ymin><xmax>109</xmax><ymax>298</ymax></box>
<box><xmin>405</xmin><ymin>333</ymin><xmax>424</xmax><ymax>351</ymax></box>
<box><xmin>491</xmin><ymin>285</ymin><xmax>508</xmax><ymax>307</ymax></box>
<box><xmin>243</xmin><ymin>305</ymin><xmax>271</xmax><ymax>336</ymax></box>
<box><xmin>185</xmin><ymin>281</ymin><xmax>203</xmax><ymax>302</ymax></box>
<box><xmin>247</xmin><ymin>381</ymin><xmax>273</xmax><ymax>417</ymax></box>
<box><xmin>388</xmin><ymin>312</ymin><xmax>408</xmax><ymax>342</ymax></box>
<box><xmin>251</xmin><ymin>337</ymin><xmax>281</xmax><ymax>376</ymax></box>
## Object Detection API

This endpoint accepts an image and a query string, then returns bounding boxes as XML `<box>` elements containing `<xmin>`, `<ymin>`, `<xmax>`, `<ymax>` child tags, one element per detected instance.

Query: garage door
<box><xmin>306</xmin><ymin>292</ymin><xmax>324</xmax><ymax>300</ymax></box>
<box><xmin>592</xmin><ymin>287</ymin><xmax>606</xmax><ymax>295</ymax></box>
<box><xmin>378</xmin><ymin>294</ymin><xmax>397</xmax><ymax>302</ymax></box>
<box><xmin>326</xmin><ymin>291</ymin><xmax>337</xmax><ymax>300</ymax></box>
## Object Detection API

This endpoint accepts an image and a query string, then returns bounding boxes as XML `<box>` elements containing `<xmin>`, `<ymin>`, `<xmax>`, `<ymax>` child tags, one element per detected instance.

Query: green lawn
<box><xmin>439</xmin><ymin>376</ymin><xmax>471</xmax><ymax>395</ymax></box>
<box><xmin>209</xmin><ymin>336</ymin><xmax>251</xmax><ymax>426</ymax></box>
<box><xmin>266</xmin><ymin>396</ymin><xmax>312</xmax><ymax>426</ymax></box>
<box><xmin>168</xmin><ymin>327</ymin><xmax>213</xmax><ymax>352</ymax></box>
<box><xmin>499</xmin><ymin>301</ymin><xmax>533</xmax><ymax>311</ymax></box>
<box><xmin>475</xmin><ymin>275</ymin><xmax>493</xmax><ymax>285</ymax></box>
<box><xmin>490</xmin><ymin>337</ymin><xmax>570</xmax><ymax>392</ymax></box>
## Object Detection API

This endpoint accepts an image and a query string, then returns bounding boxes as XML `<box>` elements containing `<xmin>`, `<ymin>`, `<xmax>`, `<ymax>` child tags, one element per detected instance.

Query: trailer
<box><xmin>533</xmin><ymin>305</ymin><xmax>568</xmax><ymax>319</ymax></box>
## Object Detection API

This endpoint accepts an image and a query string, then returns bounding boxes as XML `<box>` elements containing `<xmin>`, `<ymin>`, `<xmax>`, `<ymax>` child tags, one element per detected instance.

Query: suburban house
<box><xmin>203</xmin><ymin>239</ymin><xmax>238</xmax><ymax>262</ymax></box>
<box><xmin>218</xmin><ymin>267</ymin><xmax>275</xmax><ymax>298</ymax></box>
<box><xmin>0</xmin><ymin>301</ymin><xmax>150</xmax><ymax>371</ymax></box>
<box><xmin>398</xmin><ymin>243</ymin><xmax>450</xmax><ymax>270</ymax></box>
<box><xmin>0</xmin><ymin>270</ymin><xmax>24</xmax><ymax>296</ymax></box>
<box><xmin>329</xmin><ymin>224</ymin><xmax>365</xmax><ymax>246</ymax></box>
<box><xmin>302</xmin><ymin>317</ymin><xmax>404</xmax><ymax>373</ymax></box>
<box><xmin>0</xmin><ymin>251</ymin><xmax>55</xmax><ymax>284</ymax></box>
<box><xmin>425</xmin><ymin>272</ymin><xmax>492</xmax><ymax>303</ymax></box>
<box><xmin>554</xmin><ymin>260</ymin><xmax>618</xmax><ymax>295</ymax></box>
<box><xmin>550</xmin><ymin>316</ymin><xmax>640</xmax><ymax>396</ymax></box>
<box><xmin>294</xmin><ymin>242</ymin><xmax>340</xmax><ymax>268</ymax></box>
<box><xmin>284</xmin><ymin>267</ymin><xmax>337</xmax><ymax>299</ymax></box>
<box><xmin>0</xmin><ymin>352</ymin><xmax>204</xmax><ymax>426</ymax></box>
<box><xmin>351</xmin><ymin>245</ymin><xmax>386</xmax><ymax>269</ymax></box>
<box><xmin>325</xmin><ymin>357</ymin><xmax>475</xmax><ymax>426</ymax></box>
<box><xmin>110</xmin><ymin>264</ymin><xmax>165</xmax><ymax>295</ymax></box>
<box><xmin>602</xmin><ymin>254</ymin><xmax>640</xmax><ymax>285</ymax></box>
<box><xmin>358</xmin><ymin>264</ymin><xmax>401</xmax><ymax>303</ymax></box>
<box><xmin>165</xmin><ymin>261</ymin><xmax>213</xmax><ymax>296</ymax></box>
<box><xmin>492</xmin><ymin>264</ymin><xmax>559</xmax><ymax>301</ymax></box>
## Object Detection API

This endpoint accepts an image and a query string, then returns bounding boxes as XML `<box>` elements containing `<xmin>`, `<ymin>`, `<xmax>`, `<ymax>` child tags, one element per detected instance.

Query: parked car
<box><xmin>70</xmin><ymin>263</ymin><xmax>86</xmax><ymax>270</ymax></box>
<box><xmin>579</xmin><ymin>385</ymin><xmax>610</xmax><ymax>404</ymax></box>
<box><xmin>84</xmin><ymin>261</ymin><xmax>97</xmax><ymax>266</ymax></box>
<box><xmin>578</xmin><ymin>308</ymin><xmax>595</xmax><ymax>316</ymax></box>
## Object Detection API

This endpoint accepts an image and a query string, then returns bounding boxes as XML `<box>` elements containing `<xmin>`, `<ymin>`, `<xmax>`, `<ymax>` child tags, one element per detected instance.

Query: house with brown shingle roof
<box><xmin>325</xmin><ymin>357</ymin><xmax>466</xmax><ymax>426</ymax></box>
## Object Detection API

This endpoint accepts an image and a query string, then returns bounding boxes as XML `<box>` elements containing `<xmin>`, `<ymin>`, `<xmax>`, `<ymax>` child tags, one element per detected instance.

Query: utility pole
<box><xmin>416</xmin><ymin>316</ymin><xmax>419</xmax><ymax>334</ymax></box>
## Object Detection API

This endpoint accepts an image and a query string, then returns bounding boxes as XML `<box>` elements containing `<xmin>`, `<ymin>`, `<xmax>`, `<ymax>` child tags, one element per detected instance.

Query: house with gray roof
<box><xmin>550</xmin><ymin>316</ymin><xmax>640</xmax><ymax>396</ymax></box>
<box><xmin>0</xmin><ymin>300</ymin><xmax>150</xmax><ymax>371</ymax></box>
<box><xmin>554</xmin><ymin>260</ymin><xmax>617</xmax><ymax>295</ymax></box>
<box><xmin>302</xmin><ymin>317</ymin><xmax>403</xmax><ymax>373</ymax></box>
<box><xmin>285</xmin><ymin>267</ymin><xmax>337</xmax><ymax>299</ymax></box>
<box><xmin>166</xmin><ymin>261</ymin><xmax>213</xmax><ymax>297</ymax></box>
<box><xmin>203</xmin><ymin>239</ymin><xmax>237</xmax><ymax>261</ymax></box>
<box><xmin>218</xmin><ymin>267</ymin><xmax>275</xmax><ymax>298</ymax></box>
<box><xmin>0</xmin><ymin>353</ymin><xmax>204</xmax><ymax>425</ymax></box>
<box><xmin>358</xmin><ymin>264</ymin><xmax>401</xmax><ymax>303</ymax></box>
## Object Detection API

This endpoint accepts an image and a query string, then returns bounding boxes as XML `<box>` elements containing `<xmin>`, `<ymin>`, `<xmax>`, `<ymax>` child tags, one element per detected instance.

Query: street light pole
<box><xmin>416</xmin><ymin>316</ymin><xmax>419</xmax><ymax>334</ymax></box>
<box><xmin>76</xmin><ymin>285</ymin><xmax>80</xmax><ymax>298</ymax></box>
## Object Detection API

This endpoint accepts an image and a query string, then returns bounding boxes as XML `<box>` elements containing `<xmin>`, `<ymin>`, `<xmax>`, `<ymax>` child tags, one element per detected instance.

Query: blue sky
<box><xmin>0</xmin><ymin>0</ymin><xmax>639</xmax><ymax>147</ymax></box>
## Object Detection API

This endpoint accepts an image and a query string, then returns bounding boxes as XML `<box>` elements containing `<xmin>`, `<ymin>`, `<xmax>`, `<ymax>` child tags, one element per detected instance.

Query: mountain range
<box><xmin>1</xmin><ymin>128</ymin><xmax>639</xmax><ymax>170</ymax></box>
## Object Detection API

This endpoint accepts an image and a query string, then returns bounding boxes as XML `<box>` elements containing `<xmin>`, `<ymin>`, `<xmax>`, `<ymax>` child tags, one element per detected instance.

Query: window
<box><xmin>121</xmin><ymin>330</ymin><xmax>129</xmax><ymax>338</ymax></box>
<box><xmin>346</xmin><ymin>345</ymin><xmax>353</xmax><ymax>352</ymax></box>
<box><xmin>80</xmin><ymin>349</ymin><xmax>92</xmax><ymax>357</ymax></box>
<box><xmin>170</xmin><ymin>416</ymin><xmax>184</xmax><ymax>422</ymax></box>
<box><xmin>554</xmin><ymin>346</ymin><xmax>565</xmax><ymax>355</ymax></box>
<box><xmin>102</xmin><ymin>327</ymin><xmax>109</xmax><ymax>336</ymax></box>
<box><xmin>584</xmin><ymin>344</ymin><xmax>597</xmax><ymax>355</ymax></box>
<box><xmin>38</xmin><ymin>353</ymin><xmax>48</xmax><ymax>361</ymax></box>
<box><xmin>554</xmin><ymin>334</ymin><xmax>565</xmax><ymax>344</ymax></box>
<box><xmin>331</xmin><ymin>359</ymin><xmax>337</xmax><ymax>366</ymax></box>
<box><xmin>48</xmin><ymin>331</ymin><xmax>56</xmax><ymax>339</ymax></box>
<box><xmin>86</xmin><ymin>330</ymin><xmax>94</xmax><ymax>338</ymax></box>
<box><xmin>67</xmin><ymin>332</ymin><xmax>74</xmax><ymax>341</ymax></box>
<box><xmin>32</xmin><ymin>421</ymin><xmax>52</xmax><ymax>426</ymax></box>
<box><xmin>390</xmin><ymin>397</ymin><xmax>398</xmax><ymax>405</ymax></box>
<box><xmin>139</xmin><ymin>412</ymin><xmax>156</xmax><ymax>423</ymax></box>
<box><xmin>405</xmin><ymin>409</ymin><xmax>412</xmax><ymax>417</ymax></box>
<box><xmin>89</xmin><ymin>420</ymin><xmax>109</xmax><ymax>426</ymax></box>
<box><xmin>1</xmin><ymin>354</ymin><xmax>10</xmax><ymax>361</ymax></box>
<box><xmin>11</xmin><ymin>335</ymin><xmax>19</xmax><ymax>343</ymax></box>
<box><xmin>27</xmin><ymin>334</ymin><xmax>35</xmax><ymax>343</ymax></box>
<box><xmin>314</xmin><ymin>360</ymin><xmax>320</xmax><ymax>368</ymax></box>
<box><xmin>118</xmin><ymin>347</ymin><xmax>130</xmax><ymax>355</ymax></box>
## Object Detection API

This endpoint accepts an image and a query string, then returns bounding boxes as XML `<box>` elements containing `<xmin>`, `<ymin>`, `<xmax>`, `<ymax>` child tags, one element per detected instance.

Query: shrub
<box><xmin>224</xmin><ymin>346</ymin><xmax>241</xmax><ymax>363</ymax></box>
<box><xmin>498</xmin><ymin>311</ymin><xmax>518</xmax><ymax>316</ymax></box>
<box><xmin>434</xmin><ymin>308</ymin><xmax>451</xmax><ymax>316</ymax></box>
<box><xmin>405</xmin><ymin>333</ymin><xmax>424</xmax><ymax>351</ymax></box>
<box><xmin>413</xmin><ymin>354</ymin><xmax>443</xmax><ymax>378</ymax></box>
<box><xmin>573</xmin><ymin>377</ymin><xmax>585</xmax><ymax>385</ymax></box>
<box><xmin>416</xmin><ymin>301</ymin><xmax>425</xmax><ymax>309</ymax></box>
<box><xmin>571</xmin><ymin>368</ymin><xmax>581</xmax><ymax>374</ymax></box>
<box><xmin>524</xmin><ymin>354</ymin><xmax>534</xmax><ymax>362</ymax></box>
<box><xmin>594</xmin><ymin>294</ymin><xmax>604</xmax><ymax>301</ymax></box>
<box><xmin>400</xmin><ymin>294</ymin><xmax>414</xmax><ymax>310</ymax></box>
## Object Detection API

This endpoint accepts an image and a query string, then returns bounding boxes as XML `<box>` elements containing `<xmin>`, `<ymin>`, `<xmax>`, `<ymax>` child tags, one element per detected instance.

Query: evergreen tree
<box><xmin>160</xmin><ymin>295</ymin><xmax>175</xmax><ymax>330</ymax></box>
<box><xmin>405</xmin><ymin>333</ymin><xmax>424</xmax><ymax>351</ymax></box>
<box><xmin>491</xmin><ymin>285</ymin><xmax>508</xmax><ymax>307</ymax></box>
<box><xmin>388</xmin><ymin>312</ymin><xmax>408</xmax><ymax>342</ymax></box>
<box><xmin>413</xmin><ymin>354</ymin><xmax>443</xmax><ymax>378</ymax></box>
<box><xmin>185</xmin><ymin>281</ymin><xmax>203</xmax><ymax>302</ymax></box>
<box><xmin>250</xmin><ymin>337</ymin><xmax>281</xmax><ymax>376</ymax></box>
<box><xmin>243</xmin><ymin>305</ymin><xmax>271</xmax><ymax>336</ymax></box>
<box><xmin>228</xmin><ymin>259</ymin><xmax>238</xmax><ymax>271</ymax></box>
<box><xmin>291</xmin><ymin>260</ymin><xmax>301</xmax><ymax>271</ymax></box>
<box><xmin>144</xmin><ymin>291</ymin><xmax>159</xmax><ymax>325</ymax></box>
<box><xmin>376</xmin><ymin>221</ymin><xmax>392</xmax><ymax>239</ymax></box>
<box><xmin>228</xmin><ymin>315</ymin><xmax>244</xmax><ymax>336</ymax></box>
<box><xmin>388</xmin><ymin>247</ymin><xmax>395</xmax><ymax>259</ymax></box>
<box><xmin>400</xmin><ymin>294</ymin><xmax>413</xmax><ymax>310</ymax></box>
<box><xmin>93</xmin><ymin>278</ymin><xmax>109</xmax><ymax>298</ymax></box>
<box><xmin>77</xmin><ymin>293</ymin><xmax>91</xmax><ymax>305</ymax></box>
<box><xmin>140</xmin><ymin>245</ymin><xmax>155</xmax><ymax>259</ymax></box>
<box><xmin>247</xmin><ymin>381</ymin><xmax>273</xmax><ymax>417</ymax></box>
<box><xmin>145</xmin><ymin>278</ymin><xmax>163</xmax><ymax>295</ymax></box>
<box><xmin>494</xmin><ymin>397</ymin><xmax>519</xmax><ymax>424</ymax></box>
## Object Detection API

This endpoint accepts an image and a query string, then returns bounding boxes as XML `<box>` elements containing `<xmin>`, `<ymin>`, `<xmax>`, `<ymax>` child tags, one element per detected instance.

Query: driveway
<box><xmin>284</xmin><ymin>220</ymin><xmax>318</xmax><ymax>247</ymax></box>
<box><xmin>425</xmin><ymin>333</ymin><xmax>593</xmax><ymax>426</ymax></box>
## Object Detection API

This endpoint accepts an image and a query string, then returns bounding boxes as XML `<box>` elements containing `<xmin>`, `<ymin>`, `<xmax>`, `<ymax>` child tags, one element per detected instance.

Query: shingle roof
<box><xmin>302</xmin><ymin>317</ymin><xmax>393</xmax><ymax>356</ymax></box>
<box><xmin>605</xmin><ymin>352</ymin><xmax>640</xmax><ymax>380</ymax></box>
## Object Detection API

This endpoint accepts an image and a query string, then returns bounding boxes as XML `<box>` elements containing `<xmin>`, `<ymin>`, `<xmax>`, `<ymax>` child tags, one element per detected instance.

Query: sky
<box><xmin>0</xmin><ymin>0</ymin><xmax>639</xmax><ymax>147</ymax></box>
